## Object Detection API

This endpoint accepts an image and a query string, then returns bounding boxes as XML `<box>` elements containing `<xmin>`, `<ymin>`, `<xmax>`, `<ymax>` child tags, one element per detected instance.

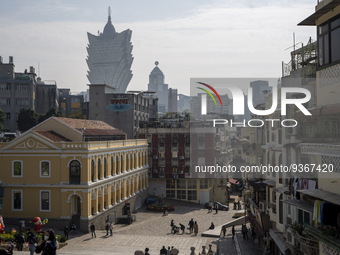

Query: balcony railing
<box><xmin>300</xmin><ymin>143</ymin><xmax>340</xmax><ymax>156</ymax></box>
<box><xmin>304</xmin><ymin>224</ymin><xmax>340</xmax><ymax>252</ymax></box>
<box><xmin>289</xmin><ymin>225</ymin><xmax>319</xmax><ymax>255</ymax></box>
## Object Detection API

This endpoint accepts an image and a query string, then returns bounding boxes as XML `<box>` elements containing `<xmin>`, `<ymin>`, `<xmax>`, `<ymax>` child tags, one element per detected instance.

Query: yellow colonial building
<box><xmin>0</xmin><ymin>117</ymin><xmax>149</xmax><ymax>231</ymax></box>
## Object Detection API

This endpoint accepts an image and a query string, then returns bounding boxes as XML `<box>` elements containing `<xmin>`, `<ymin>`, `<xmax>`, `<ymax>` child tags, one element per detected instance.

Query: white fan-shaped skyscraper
<box><xmin>86</xmin><ymin>7</ymin><xmax>133</xmax><ymax>93</ymax></box>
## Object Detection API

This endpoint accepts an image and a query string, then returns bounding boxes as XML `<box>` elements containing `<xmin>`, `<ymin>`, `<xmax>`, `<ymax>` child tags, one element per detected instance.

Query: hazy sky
<box><xmin>0</xmin><ymin>0</ymin><xmax>316</xmax><ymax>95</ymax></box>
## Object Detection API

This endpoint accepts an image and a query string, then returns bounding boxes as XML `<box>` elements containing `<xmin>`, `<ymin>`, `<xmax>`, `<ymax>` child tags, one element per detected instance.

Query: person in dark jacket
<box><xmin>35</xmin><ymin>229</ymin><xmax>57</xmax><ymax>255</ymax></box>
<box><xmin>63</xmin><ymin>226</ymin><xmax>69</xmax><ymax>240</ymax></box>
<box><xmin>160</xmin><ymin>246</ymin><xmax>167</xmax><ymax>255</ymax></box>
<box><xmin>105</xmin><ymin>223</ymin><xmax>110</xmax><ymax>236</ymax></box>
<box><xmin>26</xmin><ymin>229</ymin><xmax>37</xmax><ymax>255</ymax></box>
<box><xmin>15</xmin><ymin>232</ymin><xmax>25</xmax><ymax>251</ymax></box>
<box><xmin>90</xmin><ymin>223</ymin><xmax>96</xmax><ymax>238</ymax></box>
<box><xmin>179</xmin><ymin>223</ymin><xmax>185</xmax><ymax>234</ymax></box>
<box><xmin>188</xmin><ymin>218</ymin><xmax>194</xmax><ymax>234</ymax></box>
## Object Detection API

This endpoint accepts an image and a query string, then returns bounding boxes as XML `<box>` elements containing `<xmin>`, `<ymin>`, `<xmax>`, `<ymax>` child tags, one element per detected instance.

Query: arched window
<box><xmin>111</xmin><ymin>156</ymin><xmax>114</xmax><ymax>176</ymax></box>
<box><xmin>98</xmin><ymin>158</ymin><xmax>101</xmax><ymax>180</ymax></box>
<box><xmin>104</xmin><ymin>158</ymin><xmax>107</xmax><ymax>178</ymax></box>
<box><xmin>69</xmin><ymin>160</ymin><xmax>81</xmax><ymax>184</ymax></box>
<box><xmin>91</xmin><ymin>160</ymin><xmax>95</xmax><ymax>182</ymax></box>
<box><xmin>116</xmin><ymin>155</ymin><xmax>120</xmax><ymax>174</ymax></box>
<box><xmin>121</xmin><ymin>155</ymin><xmax>124</xmax><ymax>172</ymax></box>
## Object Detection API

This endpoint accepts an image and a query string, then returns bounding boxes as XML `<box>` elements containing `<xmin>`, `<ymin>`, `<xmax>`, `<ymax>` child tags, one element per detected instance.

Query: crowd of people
<box><xmin>169</xmin><ymin>218</ymin><xmax>198</xmax><ymax>236</ymax></box>
<box><xmin>0</xmin><ymin>228</ymin><xmax>57</xmax><ymax>255</ymax></box>
<box><xmin>134</xmin><ymin>245</ymin><xmax>180</xmax><ymax>255</ymax></box>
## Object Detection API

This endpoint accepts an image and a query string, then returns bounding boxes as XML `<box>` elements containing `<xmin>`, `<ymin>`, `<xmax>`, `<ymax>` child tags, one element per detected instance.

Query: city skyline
<box><xmin>1</xmin><ymin>0</ymin><xmax>315</xmax><ymax>96</ymax></box>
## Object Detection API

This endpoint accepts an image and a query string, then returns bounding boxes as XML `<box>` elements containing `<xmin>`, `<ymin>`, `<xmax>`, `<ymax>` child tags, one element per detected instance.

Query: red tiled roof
<box><xmin>53</xmin><ymin>117</ymin><xmax>126</xmax><ymax>136</ymax></box>
<box><xmin>55</xmin><ymin>117</ymin><xmax>114</xmax><ymax>129</ymax></box>
<box><xmin>35</xmin><ymin>130</ymin><xmax>71</xmax><ymax>142</ymax></box>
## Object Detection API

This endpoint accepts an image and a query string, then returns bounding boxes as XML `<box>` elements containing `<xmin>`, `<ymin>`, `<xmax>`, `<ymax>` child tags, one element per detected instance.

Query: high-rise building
<box><xmin>86</xmin><ymin>8</ymin><xmax>133</xmax><ymax>93</ymax></box>
<box><xmin>168</xmin><ymin>88</ymin><xmax>178</xmax><ymax>112</ymax></box>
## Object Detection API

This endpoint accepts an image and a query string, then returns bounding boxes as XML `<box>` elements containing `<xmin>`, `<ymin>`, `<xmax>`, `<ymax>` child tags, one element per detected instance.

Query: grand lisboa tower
<box><xmin>86</xmin><ymin>8</ymin><xmax>133</xmax><ymax>93</ymax></box>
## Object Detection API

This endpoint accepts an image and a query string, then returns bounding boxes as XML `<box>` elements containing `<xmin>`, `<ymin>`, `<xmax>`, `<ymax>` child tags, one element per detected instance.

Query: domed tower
<box><xmin>86</xmin><ymin>7</ymin><xmax>133</xmax><ymax>93</ymax></box>
<box><xmin>148</xmin><ymin>61</ymin><xmax>169</xmax><ymax>112</ymax></box>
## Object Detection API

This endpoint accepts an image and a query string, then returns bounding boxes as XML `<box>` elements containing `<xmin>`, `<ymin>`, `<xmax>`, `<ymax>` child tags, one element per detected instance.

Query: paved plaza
<box><xmin>14</xmin><ymin>199</ymin><xmax>263</xmax><ymax>255</ymax></box>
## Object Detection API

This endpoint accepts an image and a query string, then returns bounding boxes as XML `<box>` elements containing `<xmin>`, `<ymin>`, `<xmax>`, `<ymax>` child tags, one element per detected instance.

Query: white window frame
<box><xmin>12</xmin><ymin>160</ymin><xmax>23</xmax><ymax>177</ymax></box>
<box><xmin>40</xmin><ymin>160</ymin><xmax>51</xmax><ymax>177</ymax></box>
<box><xmin>12</xmin><ymin>190</ymin><xmax>23</xmax><ymax>211</ymax></box>
<box><xmin>40</xmin><ymin>190</ymin><xmax>51</xmax><ymax>212</ymax></box>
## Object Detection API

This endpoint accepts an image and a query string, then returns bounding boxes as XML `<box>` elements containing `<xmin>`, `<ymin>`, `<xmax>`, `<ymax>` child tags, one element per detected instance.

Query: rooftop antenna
<box><xmin>38</xmin><ymin>62</ymin><xmax>40</xmax><ymax>77</ymax></box>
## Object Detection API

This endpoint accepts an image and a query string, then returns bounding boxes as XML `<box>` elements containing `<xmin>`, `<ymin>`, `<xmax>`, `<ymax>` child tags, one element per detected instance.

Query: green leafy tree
<box><xmin>0</xmin><ymin>108</ymin><xmax>4</xmax><ymax>131</ymax></box>
<box><xmin>17</xmin><ymin>108</ymin><xmax>39</xmax><ymax>132</ymax></box>
<box><xmin>38</xmin><ymin>108</ymin><xmax>63</xmax><ymax>123</ymax></box>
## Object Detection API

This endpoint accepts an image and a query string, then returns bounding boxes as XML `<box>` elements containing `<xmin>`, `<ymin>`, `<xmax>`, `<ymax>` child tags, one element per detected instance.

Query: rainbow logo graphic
<box><xmin>196</xmin><ymin>82</ymin><xmax>223</xmax><ymax>105</ymax></box>
<box><xmin>196</xmin><ymin>82</ymin><xmax>223</xmax><ymax>115</ymax></box>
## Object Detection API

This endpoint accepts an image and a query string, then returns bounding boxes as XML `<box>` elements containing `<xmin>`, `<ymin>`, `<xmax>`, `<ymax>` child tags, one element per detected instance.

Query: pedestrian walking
<box><xmin>208</xmin><ymin>222</ymin><xmax>215</xmax><ymax>230</ymax></box>
<box><xmin>208</xmin><ymin>201</ymin><xmax>213</xmax><ymax>213</ymax></box>
<box><xmin>109</xmin><ymin>222</ymin><xmax>113</xmax><ymax>236</ymax></box>
<box><xmin>179</xmin><ymin>223</ymin><xmax>185</xmax><ymax>234</ymax></box>
<box><xmin>145</xmin><ymin>247</ymin><xmax>150</xmax><ymax>255</ymax></box>
<box><xmin>242</xmin><ymin>224</ymin><xmax>249</xmax><ymax>239</ymax></box>
<box><xmin>245</xmin><ymin>226</ymin><xmax>249</xmax><ymax>240</ymax></box>
<box><xmin>237</xmin><ymin>200</ymin><xmax>241</xmax><ymax>210</ymax></box>
<box><xmin>232</xmin><ymin>225</ymin><xmax>235</xmax><ymax>239</ymax></box>
<box><xmin>70</xmin><ymin>223</ymin><xmax>76</xmax><ymax>233</ymax></box>
<box><xmin>163</xmin><ymin>207</ymin><xmax>168</xmax><ymax>216</ymax></box>
<box><xmin>15</xmin><ymin>232</ymin><xmax>24</xmax><ymax>251</ymax></box>
<box><xmin>170</xmin><ymin>219</ymin><xmax>174</xmax><ymax>233</ymax></box>
<box><xmin>64</xmin><ymin>225</ymin><xmax>69</xmax><ymax>240</ymax></box>
<box><xmin>26</xmin><ymin>229</ymin><xmax>37</xmax><ymax>255</ymax></box>
<box><xmin>215</xmin><ymin>204</ymin><xmax>218</xmax><ymax>214</ymax></box>
<box><xmin>90</xmin><ymin>223</ymin><xmax>96</xmax><ymax>238</ymax></box>
<box><xmin>188</xmin><ymin>218</ymin><xmax>194</xmax><ymax>234</ymax></box>
<box><xmin>193</xmin><ymin>221</ymin><xmax>198</xmax><ymax>236</ymax></box>
<box><xmin>221</xmin><ymin>225</ymin><xmax>226</xmax><ymax>237</ymax></box>
<box><xmin>105</xmin><ymin>223</ymin><xmax>110</xmax><ymax>235</ymax></box>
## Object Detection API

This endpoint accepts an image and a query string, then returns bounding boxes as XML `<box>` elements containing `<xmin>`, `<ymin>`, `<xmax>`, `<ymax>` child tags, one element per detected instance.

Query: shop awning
<box><xmin>262</xmin><ymin>179</ymin><xmax>276</xmax><ymax>187</ymax></box>
<box><xmin>248</xmin><ymin>180</ymin><xmax>266</xmax><ymax>192</ymax></box>
<box><xmin>269</xmin><ymin>229</ymin><xmax>290</xmax><ymax>255</ymax></box>
<box><xmin>275</xmin><ymin>186</ymin><xmax>289</xmax><ymax>194</ymax></box>
<box><xmin>283</xmin><ymin>199</ymin><xmax>313</xmax><ymax>212</ymax></box>
<box><xmin>229</xmin><ymin>179</ymin><xmax>239</xmax><ymax>185</ymax></box>
<box><xmin>298</xmin><ymin>189</ymin><xmax>340</xmax><ymax>206</ymax></box>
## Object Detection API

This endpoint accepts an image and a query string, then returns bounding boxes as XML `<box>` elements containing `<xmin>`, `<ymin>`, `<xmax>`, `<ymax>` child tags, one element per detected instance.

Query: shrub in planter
<box><xmin>0</xmin><ymin>233</ymin><xmax>15</xmax><ymax>242</ymax></box>
<box><xmin>58</xmin><ymin>235</ymin><xmax>67</xmax><ymax>243</ymax></box>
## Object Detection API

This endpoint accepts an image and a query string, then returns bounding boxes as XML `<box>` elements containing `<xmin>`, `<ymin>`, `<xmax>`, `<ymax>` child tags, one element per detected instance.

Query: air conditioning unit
<box><xmin>179</xmin><ymin>156</ymin><xmax>184</xmax><ymax>159</ymax></box>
